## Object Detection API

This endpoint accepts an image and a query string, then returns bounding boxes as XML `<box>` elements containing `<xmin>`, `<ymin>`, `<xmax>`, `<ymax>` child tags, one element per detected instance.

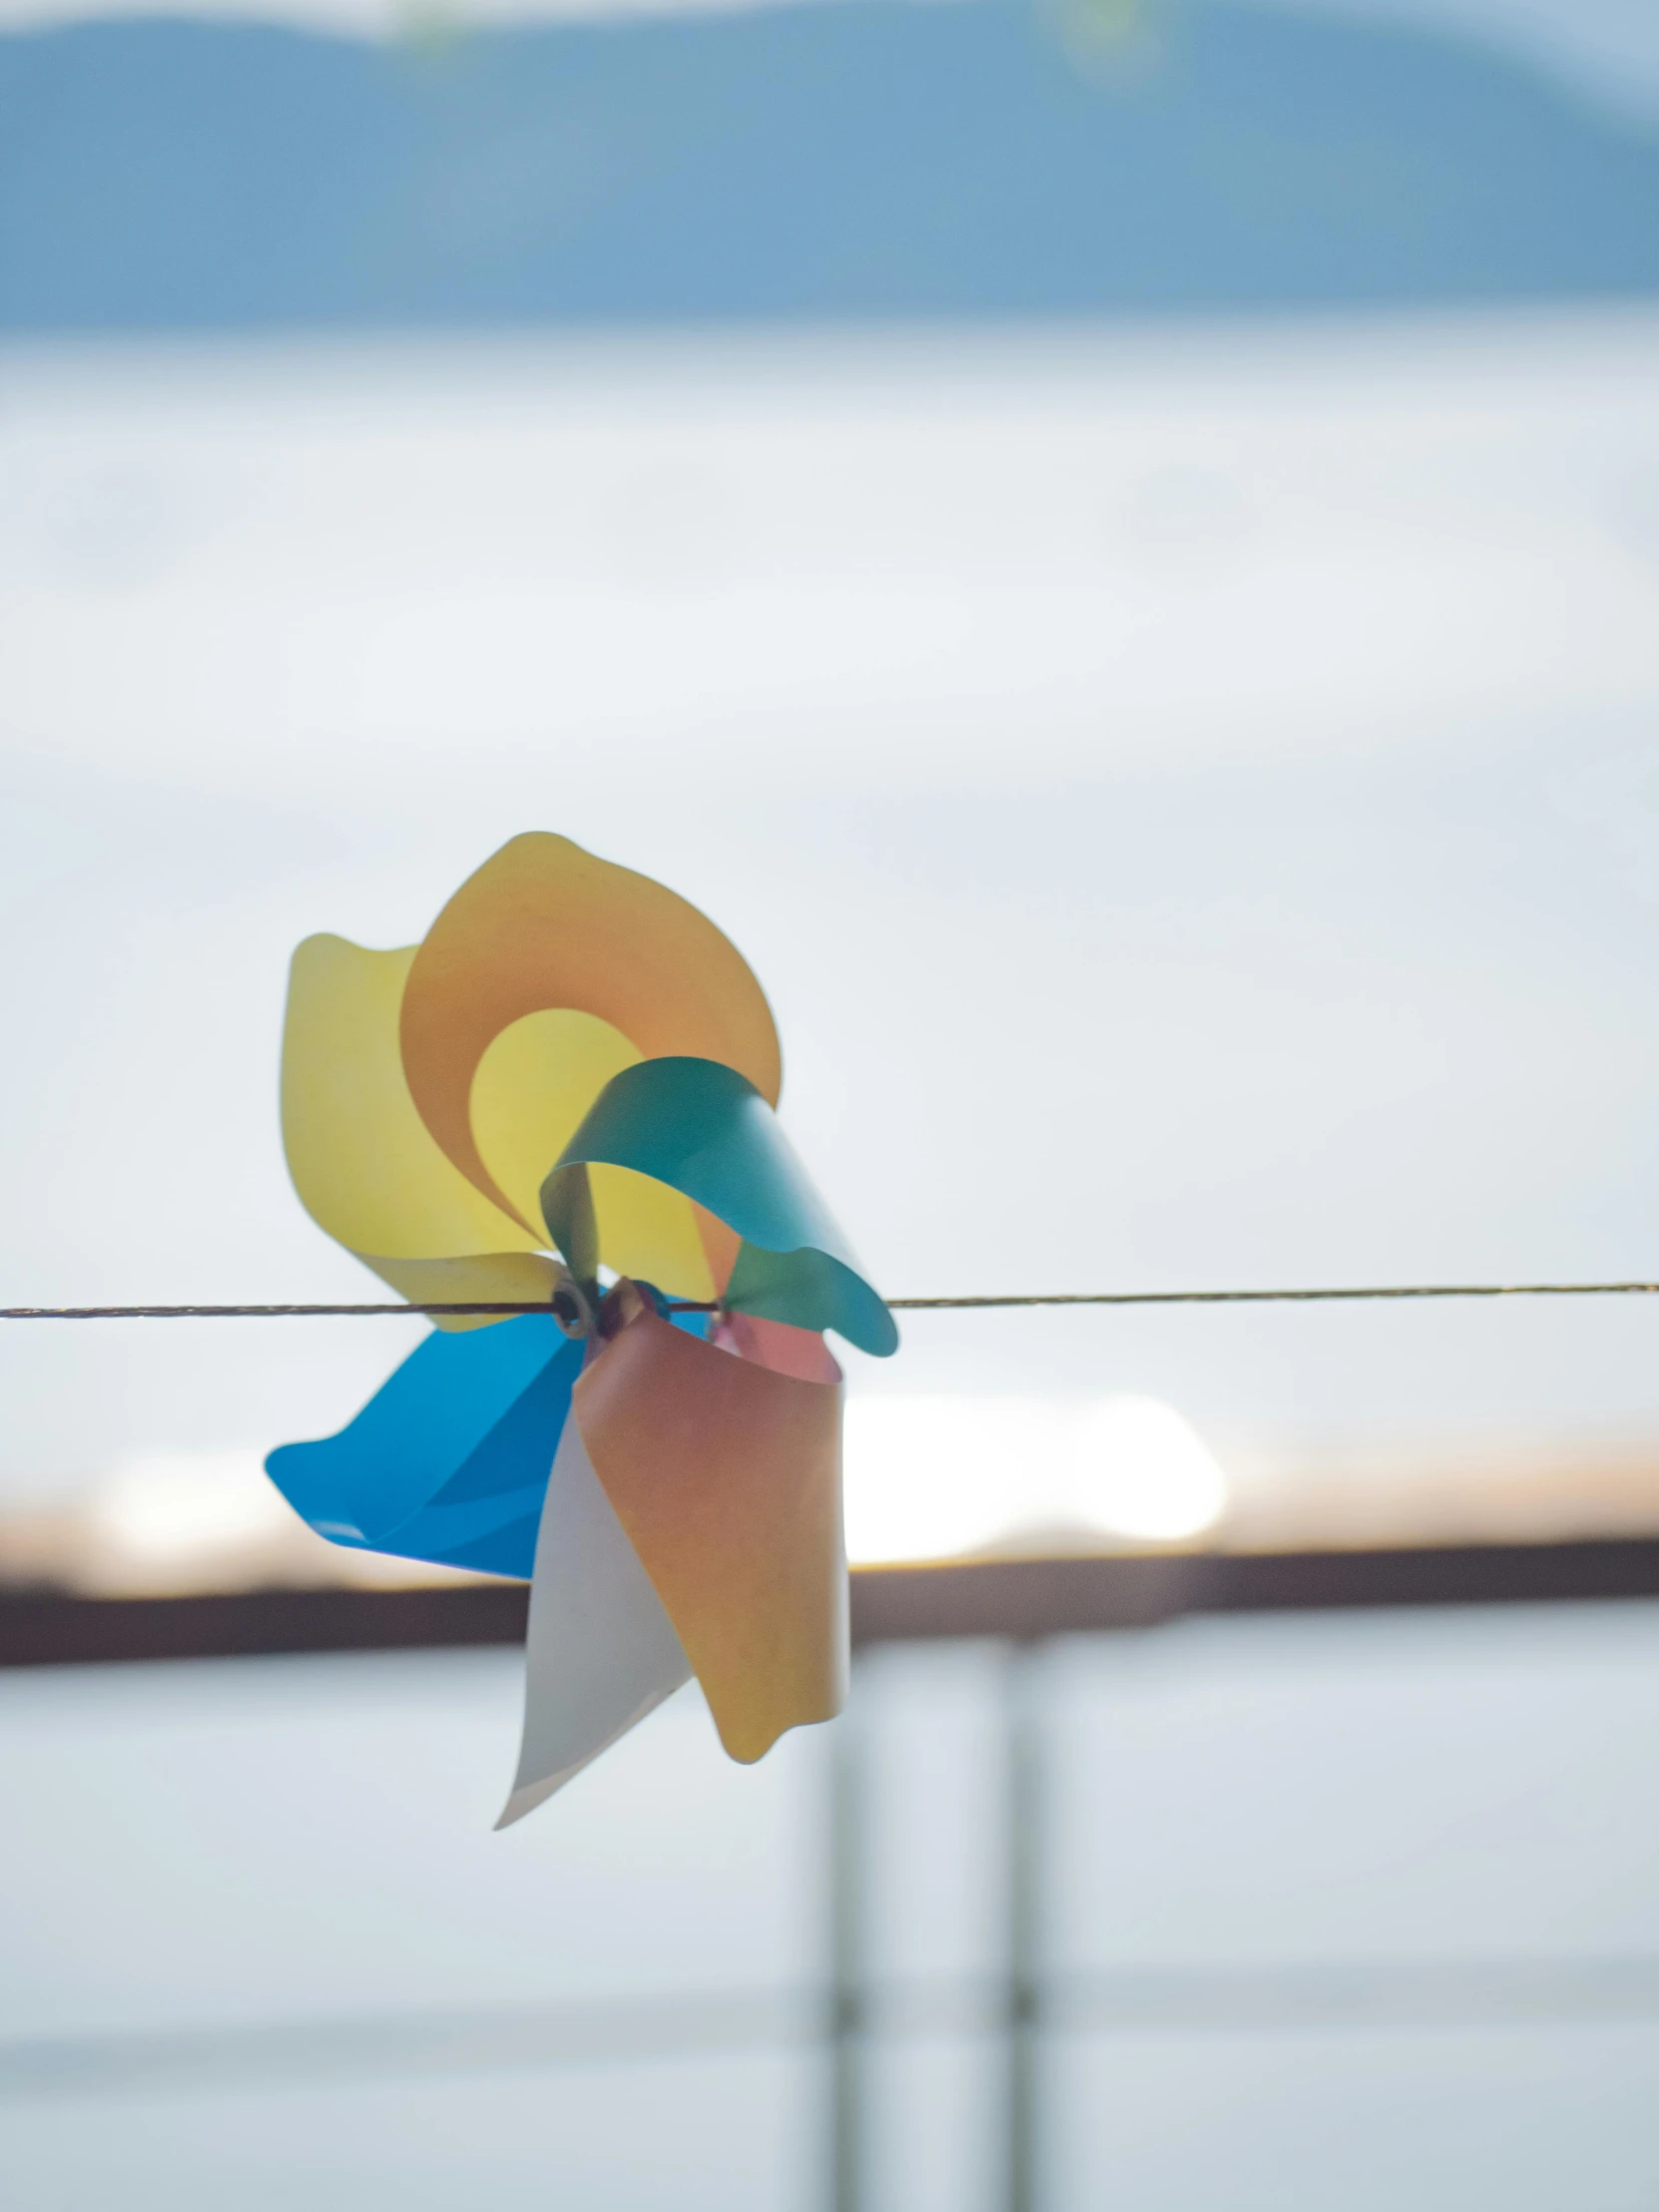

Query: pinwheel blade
<box><xmin>266</xmin><ymin>1316</ymin><xmax>577</xmax><ymax>1574</ymax></box>
<box><xmin>279</xmin><ymin>933</ymin><xmax>554</xmax><ymax>1328</ymax></box>
<box><xmin>573</xmin><ymin>1304</ymin><xmax>846</xmax><ymax>1765</ymax></box>
<box><xmin>400</xmin><ymin>832</ymin><xmax>782</xmax><ymax>1230</ymax></box>
<box><xmin>548</xmin><ymin>1055</ymin><xmax>897</xmax><ymax>1357</ymax></box>
<box><xmin>498</xmin><ymin>1409</ymin><xmax>693</xmax><ymax>1828</ymax></box>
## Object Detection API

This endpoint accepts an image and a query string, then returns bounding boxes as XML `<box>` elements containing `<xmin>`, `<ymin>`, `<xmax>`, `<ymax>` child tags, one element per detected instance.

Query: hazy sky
<box><xmin>3</xmin><ymin>309</ymin><xmax>1659</xmax><ymax>1501</ymax></box>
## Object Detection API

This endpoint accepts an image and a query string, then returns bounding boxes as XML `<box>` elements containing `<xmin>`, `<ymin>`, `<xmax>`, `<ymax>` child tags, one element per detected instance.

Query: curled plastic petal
<box><xmin>574</xmin><ymin>1301</ymin><xmax>846</xmax><ymax>1764</ymax></box>
<box><xmin>546</xmin><ymin>1057</ymin><xmax>898</xmax><ymax>1357</ymax></box>
<box><xmin>400</xmin><ymin>832</ymin><xmax>783</xmax><ymax>1233</ymax></box>
<box><xmin>497</xmin><ymin>1411</ymin><xmax>693</xmax><ymax>1829</ymax></box>
<box><xmin>280</xmin><ymin>934</ymin><xmax>548</xmax><ymax>1330</ymax></box>
<box><xmin>469</xmin><ymin>1008</ymin><xmax>642</xmax><ymax>1230</ymax></box>
<box><xmin>470</xmin><ymin>1006</ymin><xmax>718</xmax><ymax>1300</ymax></box>
<box><xmin>711</xmin><ymin>1311</ymin><xmax>843</xmax><ymax>1384</ymax></box>
<box><xmin>266</xmin><ymin>1317</ymin><xmax>577</xmax><ymax>1576</ymax></box>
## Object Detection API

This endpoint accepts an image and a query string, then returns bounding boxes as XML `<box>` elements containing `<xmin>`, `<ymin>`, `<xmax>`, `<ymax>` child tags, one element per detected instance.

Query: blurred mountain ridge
<box><xmin>2</xmin><ymin>0</ymin><xmax>1658</xmax><ymax>331</ymax></box>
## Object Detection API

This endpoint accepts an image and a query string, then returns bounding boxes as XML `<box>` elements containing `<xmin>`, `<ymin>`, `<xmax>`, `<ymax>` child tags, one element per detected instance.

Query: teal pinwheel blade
<box><xmin>266</xmin><ymin>1314</ymin><xmax>579</xmax><ymax>1578</ymax></box>
<box><xmin>542</xmin><ymin>1056</ymin><xmax>898</xmax><ymax>1358</ymax></box>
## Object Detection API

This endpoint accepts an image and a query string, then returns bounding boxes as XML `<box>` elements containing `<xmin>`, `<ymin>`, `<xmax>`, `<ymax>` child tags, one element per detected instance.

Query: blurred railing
<box><xmin>6</xmin><ymin>1538</ymin><xmax>1659</xmax><ymax>1669</ymax></box>
<box><xmin>7</xmin><ymin>1540</ymin><xmax>1659</xmax><ymax>2208</ymax></box>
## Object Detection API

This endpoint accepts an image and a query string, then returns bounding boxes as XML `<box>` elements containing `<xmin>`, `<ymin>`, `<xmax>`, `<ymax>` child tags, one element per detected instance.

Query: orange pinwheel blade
<box><xmin>573</xmin><ymin>1305</ymin><xmax>845</xmax><ymax>1764</ymax></box>
<box><xmin>399</xmin><ymin>832</ymin><xmax>782</xmax><ymax>1235</ymax></box>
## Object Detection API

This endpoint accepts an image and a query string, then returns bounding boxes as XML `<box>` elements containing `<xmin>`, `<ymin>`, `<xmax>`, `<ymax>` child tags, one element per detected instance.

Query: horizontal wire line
<box><xmin>890</xmin><ymin>1283</ymin><xmax>1659</xmax><ymax>1310</ymax></box>
<box><xmin>3</xmin><ymin>1283</ymin><xmax>1659</xmax><ymax>1321</ymax></box>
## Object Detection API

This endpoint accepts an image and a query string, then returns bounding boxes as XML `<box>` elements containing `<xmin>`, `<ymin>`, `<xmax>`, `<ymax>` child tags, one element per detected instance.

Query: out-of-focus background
<box><xmin>4</xmin><ymin>0</ymin><xmax>1659</xmax><ymax>2204</ymax></box>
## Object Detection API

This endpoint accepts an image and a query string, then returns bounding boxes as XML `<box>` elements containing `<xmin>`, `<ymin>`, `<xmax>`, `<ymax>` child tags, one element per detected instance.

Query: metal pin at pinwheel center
<box><xmin>266</xmin><ymin>832</ymin><xmax>897</xmax><ymax>1824</ymax></box>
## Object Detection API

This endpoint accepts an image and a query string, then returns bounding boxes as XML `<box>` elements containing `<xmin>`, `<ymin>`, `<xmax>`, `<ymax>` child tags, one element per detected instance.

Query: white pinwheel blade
<box><xmin>496</xmin><ymin>1409</ymin><xmax>692</xmax><ymax>1829</ymax></box>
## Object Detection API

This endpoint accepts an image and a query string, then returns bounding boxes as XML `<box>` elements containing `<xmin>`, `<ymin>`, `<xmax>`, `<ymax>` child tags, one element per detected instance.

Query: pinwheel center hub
<box><xmin>549</xmin><ymin>1270</ymin><xmax>595</xmax><ymax>1341</ymax></box>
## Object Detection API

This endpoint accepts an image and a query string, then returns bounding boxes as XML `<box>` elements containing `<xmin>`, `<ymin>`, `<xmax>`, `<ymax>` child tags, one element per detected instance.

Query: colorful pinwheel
<box><xmin>266</xmin><ymin>834</ymin><xmax>897</xmax><ymax>1824</ymax></box>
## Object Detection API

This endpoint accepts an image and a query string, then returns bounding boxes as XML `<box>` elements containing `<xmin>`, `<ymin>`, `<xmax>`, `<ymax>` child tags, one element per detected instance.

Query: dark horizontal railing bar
<box><xmin>0</xmin><ymin>1582</ymin><xmax>529</xmax><ymax>1669</ymax></box>
<box><xmin>1047</xmin><ymin>1955</ymin><xmax>1659</xmax><ymax>2036</ymax></box>
<box><xmin>0</xmin><ymin>1989</ymin><xmax>820</xmax><ymax>2102</ymax></box>
<box><xmin>7</xmin><ymin>1953</ymin><xmax>1658</xmax><ymax>2103</ymax></box>
<box><xmin>852</xmin><ymin>1538</ymin><xmax>1659</xmax><ymax>1640</ymax></box>
<box><xmin>6</xmin><ymin>1282</ymin><xmax>1659</xmax><ymax>1321</ymax></box>
<box><xmin>851</xmin><ymin>1955</ymin><xmax>1659</xmax><ymax>2038</ymax></box>
<box><xmin>5</xmin><ymin>1539</ymin><xmax>1659</xmax><ymax>1670</ymax></box>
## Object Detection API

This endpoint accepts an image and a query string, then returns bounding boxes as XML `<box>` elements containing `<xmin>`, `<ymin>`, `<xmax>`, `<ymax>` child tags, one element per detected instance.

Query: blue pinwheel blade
<box><xmin>266</xmin><ymin>1315</ymin><xmax>578</xmax><ymax>1579</ymax></box>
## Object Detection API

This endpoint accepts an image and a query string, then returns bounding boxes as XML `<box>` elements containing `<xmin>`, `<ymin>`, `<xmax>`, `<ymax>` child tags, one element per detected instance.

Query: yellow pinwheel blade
<box><xmin>400</xmin><ymin>833</ymin><xmax>783</xmax><ymax>1234</ymax></box>
<box><xmin>469</xmin><ymin>1007</ymin><xmax>718</xmax><ymax>1298</ymax></box>
<box><xmin>280</xmin><ymin>933</ymin><xmax>553</xmax><ymax>1325</ymax></box>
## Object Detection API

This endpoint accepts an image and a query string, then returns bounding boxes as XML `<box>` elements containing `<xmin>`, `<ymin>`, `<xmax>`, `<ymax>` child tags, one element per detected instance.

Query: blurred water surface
<box><xmin>3</xmin><ymin>1600</ymin><xmax>1659</xmax><ymax>2207</ymax></box>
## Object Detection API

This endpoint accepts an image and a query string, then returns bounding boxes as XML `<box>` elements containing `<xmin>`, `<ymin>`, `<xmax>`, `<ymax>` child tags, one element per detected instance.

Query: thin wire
<box><xmin>888</xmin><ymin>1283</ymin><xmax>1659</xmax><ymax>1311</ymax></box>
<box><xmin>3</xmin><ymin>1283</ymin><xmax>1659</xmax><ymax>1321</ymax></box>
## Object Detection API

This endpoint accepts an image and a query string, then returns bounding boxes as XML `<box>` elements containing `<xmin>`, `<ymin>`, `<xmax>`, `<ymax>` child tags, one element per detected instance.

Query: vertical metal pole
<box><xmin>830</xmin><ymin>1692</ymin><xmax>864</xmax><ymax>2212</ymax></box>
<box><xmin>1005</xmin><ymin>1640</ymin><xmax>1042</xmax><ymax>2212</ymax></box>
